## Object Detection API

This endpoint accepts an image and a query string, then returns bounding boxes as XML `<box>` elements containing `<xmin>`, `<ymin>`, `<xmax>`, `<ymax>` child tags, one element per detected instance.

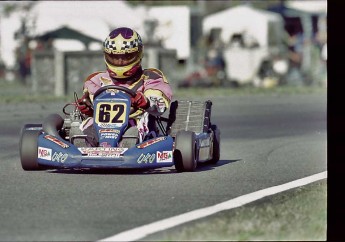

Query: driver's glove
<box><xmin>131</xmin><ymin>92</ymin><xmax>150</xmax><ymax>110</ymax></box>
<box><xmin>77</xmin><ymin>93</ymin><xmax>93</xmax><ymax>116</ymax></box>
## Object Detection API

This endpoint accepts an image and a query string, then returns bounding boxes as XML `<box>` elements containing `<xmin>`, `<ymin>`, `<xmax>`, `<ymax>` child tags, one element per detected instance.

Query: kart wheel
<box><xmin>20</xmin><ymin>124</ymin><xmax>42</xmax><ymax>137</ymax></box>
<box><xmin>210</xmin><ymin>124</ymin><xmax>220</xmax><ymax>164</ymax></box>
<box><xmin>20</xmin><ymin>128</ymin><xmax>43</xmax><ymax>171</ymax></box>
<box><xmin>174</xmin><ymin>130</ymin><xmax>197</xmax><ymax>172</ymax></box>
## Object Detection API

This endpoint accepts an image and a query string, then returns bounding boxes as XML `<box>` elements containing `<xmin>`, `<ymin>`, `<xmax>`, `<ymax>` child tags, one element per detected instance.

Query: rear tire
<box><xmin>210</xmin><ymin>124</ymin><xmax>220</xmax><ymax>164</ymax></box>
<box><xmin>174</xmin><ymin>130</ymin><xmax>197</xmax><ymax>172</ymax></box>
<box><xmin>20</xmin><ymin>128</ymin><xmax>43</xmax><ymax>171</ymax></box>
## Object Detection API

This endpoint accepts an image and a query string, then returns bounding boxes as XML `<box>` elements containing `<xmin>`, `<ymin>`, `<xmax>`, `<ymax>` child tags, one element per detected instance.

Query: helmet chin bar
<box><xmin>105</xmin><ymin>56</ymin><xmax>142</xmax><ymax>80</ymax></box>
<box><xmin>107</xmin><ymin>65</ymin><xmax>143</xmax><ymax>84</ymax></box>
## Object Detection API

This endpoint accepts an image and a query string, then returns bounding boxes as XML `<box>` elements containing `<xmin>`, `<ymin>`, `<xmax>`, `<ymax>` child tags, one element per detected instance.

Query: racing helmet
<box><xmin>103</xmin><ymin>27</ymin><xmax>143</xmax><ymax>80</ymax></box>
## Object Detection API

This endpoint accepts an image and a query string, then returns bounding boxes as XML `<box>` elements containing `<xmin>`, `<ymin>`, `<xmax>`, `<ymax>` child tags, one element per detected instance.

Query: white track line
<box><xmin>99</xmin><ymin>171</ymin><xmax>327</xmax><ymax>242</ymax></box>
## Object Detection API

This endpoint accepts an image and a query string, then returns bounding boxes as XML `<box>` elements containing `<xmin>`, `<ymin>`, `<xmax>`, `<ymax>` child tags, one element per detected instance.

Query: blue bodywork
<box><xmin>36</xmin><ymin>87</ymin><xmax>175</xmax><ymax>169</ymax></box>
<box><xmin>36</xmin><ymin>134</ymin><xmax>174</xmax><ymax>169</ymax></box>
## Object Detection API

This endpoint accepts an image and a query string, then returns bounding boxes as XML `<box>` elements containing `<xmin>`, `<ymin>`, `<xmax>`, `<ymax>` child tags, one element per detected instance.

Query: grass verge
<box><xmin>143</xmin><ymin>179</ymin><xmax>327</xmax><ymax>241</ymax></box>
<box><xmin>174</xmin><ymin>85</ymin><xmax>327</xmax><ymax>98</ymax></box>
<box><xmin>0</xmin><ymin>80</ymin><xmax>326</xmax><ymax>104</ymax></box>
<box><xmin>0</xmin><ymin>81</ymin><xmax>69</xmax><ymax>104</ymax></box>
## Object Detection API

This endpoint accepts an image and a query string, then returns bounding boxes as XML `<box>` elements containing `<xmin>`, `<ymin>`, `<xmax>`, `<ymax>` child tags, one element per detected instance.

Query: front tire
<box><xmin>210</xmin><ymin>124</ymin><xmax>220</xmax><ymax>164</ymax></box>
<box><xmin>174</xmin><ymin>130</ymin><xmax>197</xmax><ymax>172</ymax></box>
<box><xmin>20</xmin><ymin>128</ymin><xmax>43</xmax><ymax>171</ymax></box>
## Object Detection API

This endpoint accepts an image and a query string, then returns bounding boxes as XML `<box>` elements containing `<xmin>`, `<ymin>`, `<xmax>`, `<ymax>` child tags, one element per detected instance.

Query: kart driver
<box><xmin>76</xmin><ymin>27</ymin><xmax>173</xmax><ymax>147</ymax></box>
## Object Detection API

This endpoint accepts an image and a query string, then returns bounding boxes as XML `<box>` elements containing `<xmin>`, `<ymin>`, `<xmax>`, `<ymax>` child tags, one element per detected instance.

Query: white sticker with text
<box><xmin>38</xmin><ymin>147</ymin><xmax>52</xmax><ymax>161</ymax></box>
<box><xmin>156</xmin><ymin>151</ymin><xmax>173</xmax><ymax>163</ymax></box>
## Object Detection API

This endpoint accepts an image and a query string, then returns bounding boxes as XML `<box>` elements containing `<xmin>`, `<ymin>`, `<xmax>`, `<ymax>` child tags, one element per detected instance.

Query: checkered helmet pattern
<box><xmin>103</xmin><ymin>27</ymin><xmax>143</xmax><ymax>54</ymax></box>
<box><xmin>103</xmin><ymin>27</ymin><xmax>144</xmax><ymax>79</ymax></box>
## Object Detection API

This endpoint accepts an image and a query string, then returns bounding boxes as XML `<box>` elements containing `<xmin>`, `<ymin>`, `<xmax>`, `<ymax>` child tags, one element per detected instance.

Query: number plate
<box><xmin>95</xmin><ymin>102</ymin><xmax>127</xmax><ymax>125</ymax></box>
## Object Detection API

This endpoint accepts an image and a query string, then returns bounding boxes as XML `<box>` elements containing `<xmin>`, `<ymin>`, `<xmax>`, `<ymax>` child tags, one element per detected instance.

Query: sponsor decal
<box><xmin>105</xmin><ymin>89</ymin><xmax>119</xmax><ymax>95</ymax></box>
<box><xmin>52</xmin><ymin>152</ymin><xmax>68</xmax><ymax>163</ymax></box>
<box><xmin>137</xmin><ymin>153</ymin><xmax>155</xmax><ymax>164</ymax></box>
<box><xmin>156</xmin><ymin>151</ymin><xmax>173</xmax><ymax>163</ymax></box>
<box><xmin>136</xmin><ymin>137</ymin><xmax>166</xmax><ymax>149</ymax></box>
<box><xmin>44</xmin><ymin>135</ymin><xmax>69</xmax><ymax>148</ymax></box>
<box><xmin>38</xmin><ymin>147</ymin><xmax>52</xmax><ymax>161</ymax></box>
<box><xmin>98</xmin><ymin>123</ymin><xmax>118</xmax><ymax>128</ymax></box>
<box><xmin>78</xmin><ymin>147</ymin><xmax>127</xmax><ymax>158</ymax></box>
<box><xmin>100</xmin><ymin>142</ymin><xmax>111</xmax><ymax>147</ymax></box>
<box><xmin>100</xmin><ymin>133</ymin><xmax>119</xmax><ymax>139</ymax></box>
<box><xmin>99</xmin><ymin>129</ymin><xmax>120</xmax><ymax>134</ymax></box>
<box><xmin>149</xmin><ymin>96</ymin><xmax>167</xmax><ymax>112</ymax></box>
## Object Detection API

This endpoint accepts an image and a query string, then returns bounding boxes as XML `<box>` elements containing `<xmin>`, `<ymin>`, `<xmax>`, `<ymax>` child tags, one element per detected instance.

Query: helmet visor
<box><xmin>105</xmin><ymin>52</ymin><xmax>139</xmax><ymax>67</ymax></box>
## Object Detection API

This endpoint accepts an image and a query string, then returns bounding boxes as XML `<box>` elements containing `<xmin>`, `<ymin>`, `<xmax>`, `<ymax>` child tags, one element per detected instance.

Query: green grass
<box><xmin>0</xmin><ymin>80</ymin><xmax>327</xmax><ymax>104</ymax></box>
<box><xmin>174</xmin><ymin>85</ymin><xmax>327</xmax><ymax>98</ymax></box>
<box><xmin>0</xmin><ymin>81</ymin><xmax>69</xmax><ymax>104</ymax></box>
<box><xmin>144</xmin><ymin>180</ymin><xmax>327</xmax><ymax>241</ymax></box>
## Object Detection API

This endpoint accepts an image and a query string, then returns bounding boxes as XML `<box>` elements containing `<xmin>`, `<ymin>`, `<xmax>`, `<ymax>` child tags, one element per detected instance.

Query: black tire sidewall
<box><xmin>210</xmin><ymin>124</ymin><xmax>220</xmax><ymax>164</ymax></box>
<box><xmin>174</xmin><ymin>130</ymin><xmax>197</xmax><ymax>172</ymax></box>
<box><xmin>20</xmin><ymin>129</ymin><xmax>43</xmax><ymax>170</ymax></box>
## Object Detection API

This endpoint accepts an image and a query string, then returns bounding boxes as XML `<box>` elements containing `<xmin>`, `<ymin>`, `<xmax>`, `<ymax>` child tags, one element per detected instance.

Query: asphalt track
<box><xmin>0</xmin><ymin>92</ymin><xmax>327</xmax><ymax>241</ymax></box>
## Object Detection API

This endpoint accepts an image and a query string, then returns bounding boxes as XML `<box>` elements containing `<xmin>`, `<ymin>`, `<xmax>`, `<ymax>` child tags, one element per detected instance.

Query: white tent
<box><xmin>203</xmin><ymin>5</ymin><xmax>287</xmax><ymax>85</ymax></box>
<box><xmin>30</xmin><ymin>1</ymin><xmax>146</xmax><ymax>41</ymax></box>
<box><xmin>286</xmin><ymin>0</ymin><xmax>327</xmax><ymax>14</ymax></box>
<box><xmin>203</xmin><ymin>5</ymin><xmax>284</xmax><ymax>47</ymax></box>
<box><xmin>0</xmin><ymin>1</ymin><xmax>146</xmax><ymax>67</ymax></box>
<box><xmin>148</xmin><ymin>6</ymin><xmax>190</xmax><ymax>59</ymax></box>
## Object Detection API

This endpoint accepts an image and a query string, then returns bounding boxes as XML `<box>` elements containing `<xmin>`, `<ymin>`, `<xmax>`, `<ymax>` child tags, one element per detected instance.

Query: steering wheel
<box><xmin>93</xmin><ymin>85</ymin><xmax>136</xmax><ymax>99</ymax></box>
<box><xmin>92</xmin><ymin>85</ymin><xmax>144</xmax><ymax>118</ymax></box>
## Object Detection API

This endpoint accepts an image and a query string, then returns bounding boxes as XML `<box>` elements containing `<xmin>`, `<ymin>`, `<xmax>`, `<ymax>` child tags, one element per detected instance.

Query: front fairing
<box><xmin>92</xmin><ymin>89</ymin><xmax>131</xmax><ymax>147</ymax></box>
<box><xmin>36</xmin><ymin>133</ymin><xmax>174</xmax><ymax>169</ymax></box>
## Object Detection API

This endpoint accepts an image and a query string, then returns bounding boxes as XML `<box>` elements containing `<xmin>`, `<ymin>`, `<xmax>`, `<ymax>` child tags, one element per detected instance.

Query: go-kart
<box><xmin>19</xmin><ymin>85</ymin><xmax>220</xmax><ymax>172</ymax></box>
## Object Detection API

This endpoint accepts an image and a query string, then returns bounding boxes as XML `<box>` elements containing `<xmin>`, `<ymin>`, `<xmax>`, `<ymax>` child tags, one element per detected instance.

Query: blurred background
<box><xmin>0</xmin><ymin>0</ymin><xmax>327</xmax><ymax>96</ymax></box>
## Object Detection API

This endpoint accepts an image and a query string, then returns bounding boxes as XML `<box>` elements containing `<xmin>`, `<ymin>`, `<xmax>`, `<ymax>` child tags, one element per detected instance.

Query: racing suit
<box><xmin>80</xmin><ymin>68</ymin><xmax>173</xmax><ymax>146</ymax></box>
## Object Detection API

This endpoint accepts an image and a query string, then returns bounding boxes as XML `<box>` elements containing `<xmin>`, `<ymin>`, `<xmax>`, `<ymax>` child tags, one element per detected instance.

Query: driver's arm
<box><xmin>142</xmin><ymin>69</ymin><xmax>173</xmax><ymax>117</ymax></box>
<box><xmin>82</xmin><ymin>72</ymin><xmax>105</xmax><ymax>102</ymax></box>
<box><xmin>144</xmin><ymin>89</ymin><xmax>171</xmax><ymax>117</ymax></box>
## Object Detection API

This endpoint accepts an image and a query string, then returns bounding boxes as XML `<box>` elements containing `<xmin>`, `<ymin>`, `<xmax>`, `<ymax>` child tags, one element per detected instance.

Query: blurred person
<box><xmin>0</xmin><ymin>61</ymin><xmax>5</xmax><ymax>79</ymax></box>
<box><xmin>16</xmin><ymin>37</ymin><xmax>32</xmax><ymax>85</ymax></box>
<box><xmin>204</xmin><ymin>49</ymin><xmax>226</xmax><ymax>86</ymax></box>
<box><xmin>286</xmin><ymin>32</ymin><xmax>304</xmax><ymax>85</ymax></box>
<box><xmin>77</xmin><ymin>27</ymin><xmax>173</xmax><ymax>147</ymax></box>
<box><xmin>178</xmin><ymin>49</ymin><xmax>226</xmax><ymax>88</ymax></box>
<box><xmin>288</xmin><ymin>33</ymin><xmax>303</xmax><ymax>69</ymax></box>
